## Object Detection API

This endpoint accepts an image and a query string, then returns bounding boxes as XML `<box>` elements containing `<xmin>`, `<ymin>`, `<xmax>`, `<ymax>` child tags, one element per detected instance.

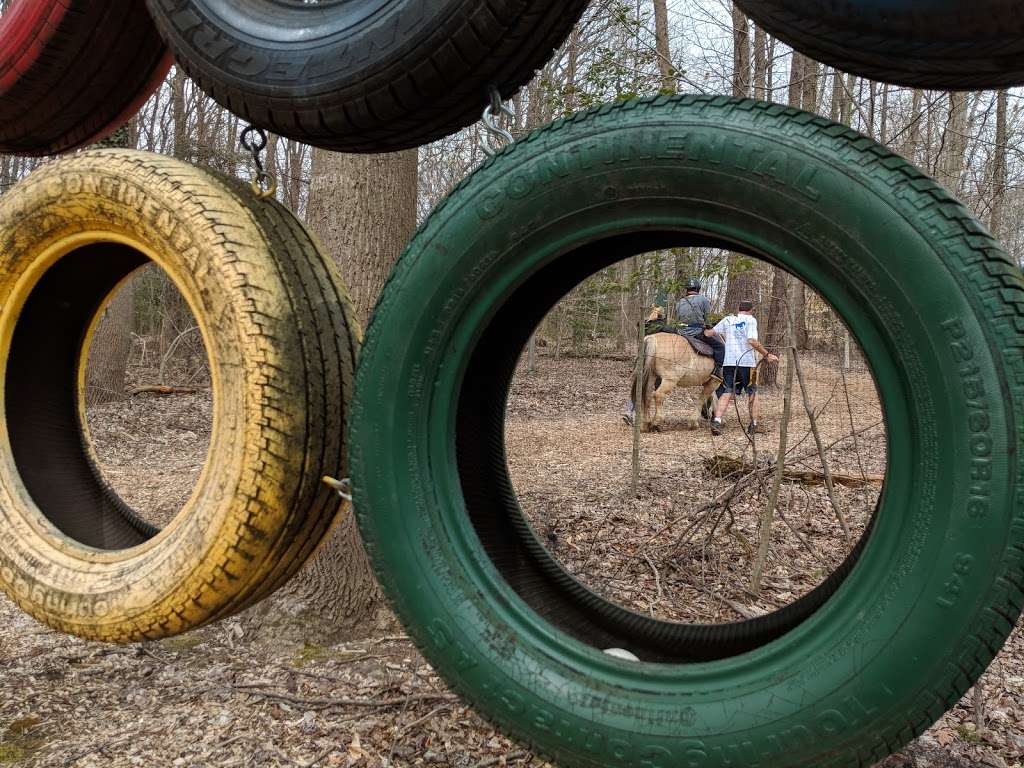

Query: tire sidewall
<box><xmin>0</xmin><ymin>155</ymin><xmax>251</xmax><ymax>635</ymax></box>
<box><xmin>0</xmin><ymin>1</ymin><xmax>68</xmax><ymax>88</ymax></box>
<box><xmin>352</xmin><ymin>99</ymin><xmax>1020</xmax><ymax>765</ymax></box>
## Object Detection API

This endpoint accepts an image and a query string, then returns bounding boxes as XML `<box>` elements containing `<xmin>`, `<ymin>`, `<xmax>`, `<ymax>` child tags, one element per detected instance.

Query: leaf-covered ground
<box><xmin>1</xmin><ymin>353</ymin><xmax>1021</xmax><ymax>767</ymax></box>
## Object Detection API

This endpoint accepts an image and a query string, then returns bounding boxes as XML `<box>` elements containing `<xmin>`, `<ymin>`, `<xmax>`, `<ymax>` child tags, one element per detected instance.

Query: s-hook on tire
<box><xmin>734</xmin><ymin>0</ymin><xmax>1024</xmax><ymax>90</ymax></box>
<box><xmin>143</xmin><ymin>0</ymin><xmax>589</xmax><ymax>153</ymax></box>
<box><xmin>350</xmin><ymin>96</ymin><xmax>1024</xmax><ymax>767</ymax></box>
<box><xmin>0</xmin><ymin>149</ymin><xmax>359</xmax><ymax>642</ymax></box>
<box><xmin>0</xmin><ymin>0</ymin><xmax>172</xmax><ymax>155</ymax></box>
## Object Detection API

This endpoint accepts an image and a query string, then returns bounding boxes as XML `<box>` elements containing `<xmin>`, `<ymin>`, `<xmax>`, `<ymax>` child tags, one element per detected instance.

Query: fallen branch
<box><xmin>130</xmin><ymin>385</ymin><xmax>201</xmax><ymax>396</ymax></box>
<box><xmin>473</xmin><ymin>751</ymin><xmax>530</xmax><ymax>768</ymax></box>
<box><xmin>223</xmin><ymin>685</ymin><xmax>458</xmax><ymax>710</ymax></box>
<box><xmin>706</xmin><ymin>455</ymin><xmax>883</xmax><ymax>488</ymax></box>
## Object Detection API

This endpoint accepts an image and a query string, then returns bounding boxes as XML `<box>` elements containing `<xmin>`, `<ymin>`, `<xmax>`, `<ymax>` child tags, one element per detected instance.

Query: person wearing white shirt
<box><xmin>710</xmin><ymin>300</ymin><xmax>778</xmax><ymax>436</ymax></box>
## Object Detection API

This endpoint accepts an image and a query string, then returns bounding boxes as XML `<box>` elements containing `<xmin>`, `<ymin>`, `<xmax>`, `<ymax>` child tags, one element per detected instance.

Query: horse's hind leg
<box><xmin>651</xmin><ymin>379</ymin><xmax>677</xmax><ymax>431</ymax></box>
<box><xmin>700</xmin><ymin>378</ymin><xmax>719</xmax><ymax>421</ymax></box>
<box><xmin>700</xmin><ymin>398</ymin><xmax>713</xmax><ymax>421</ymax></box>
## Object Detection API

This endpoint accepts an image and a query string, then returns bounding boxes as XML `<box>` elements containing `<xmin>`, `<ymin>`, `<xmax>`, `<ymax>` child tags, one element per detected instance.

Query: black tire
<box><xmin>143</xmin><ymin>0</ymin><xmax>589</xmax><ymax>153</ymax></box>
<box><xmin>735</xmin><ymin>0</ymin><xmax>1024</xmax><ymax>89</ymax></box>
<box><xmin>0</xmin><ymin>0</ymin><xmax>171</xmax><ymax>155</ymax></box>
<box><xmin>350</xmin><ymin>96</ymin><xmax>1024</xmax><ymax>766</ymax></box>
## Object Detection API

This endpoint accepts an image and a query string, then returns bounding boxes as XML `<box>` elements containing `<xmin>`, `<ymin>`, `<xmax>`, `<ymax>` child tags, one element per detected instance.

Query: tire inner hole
<box><xmin>457</xmin><ymin>235</ymin><xmax>887</xmax><ymax>662</ymax></box>
<box><xmin>6</xmin><ymin>244</ymin><xmax>212</xmax><ymax>551</ymax></box>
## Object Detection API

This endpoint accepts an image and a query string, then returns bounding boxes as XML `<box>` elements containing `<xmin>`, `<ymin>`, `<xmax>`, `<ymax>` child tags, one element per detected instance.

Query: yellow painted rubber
<box><xmin>0</xmin><ymin>149</ymin><xmax>358</xmax><ymax>642</ymax></box>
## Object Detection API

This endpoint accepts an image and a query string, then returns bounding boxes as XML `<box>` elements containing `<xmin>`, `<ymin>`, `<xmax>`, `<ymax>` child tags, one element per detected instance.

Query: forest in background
<box><xmin>1</xmin><ymin>0</ymin><xmax>1020</xmax><ymax>406</ymax></box>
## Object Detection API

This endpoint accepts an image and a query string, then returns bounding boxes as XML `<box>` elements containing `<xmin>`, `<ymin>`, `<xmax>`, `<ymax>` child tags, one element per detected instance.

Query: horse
<box><xmin>630</xmin><ymin>310</ymin><xmax>720</xmax><ymax>432</ymax></box>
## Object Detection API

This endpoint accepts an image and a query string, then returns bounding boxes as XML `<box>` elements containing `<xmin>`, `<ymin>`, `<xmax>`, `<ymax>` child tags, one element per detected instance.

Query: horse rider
<box><xmin>675</xmin><ymin>279</ymin><xmax>726</xmax><ymax>383</ymax></box>
<box><xmin>710</xmin><ymin>299</ymin><xmax>779</xmax><ymax>436</ymax></box>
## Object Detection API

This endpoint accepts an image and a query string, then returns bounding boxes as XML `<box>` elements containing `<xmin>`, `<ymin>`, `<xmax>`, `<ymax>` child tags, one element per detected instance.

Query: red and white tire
<box><xmin>0</xmin><ymin>1</ymin><xmax>171</xmax><ymax>156</ymax></box>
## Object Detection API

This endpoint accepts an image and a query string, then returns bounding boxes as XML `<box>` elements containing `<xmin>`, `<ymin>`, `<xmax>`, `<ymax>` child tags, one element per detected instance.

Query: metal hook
<box><xmin>481</xmin><ymin>86</ymin><xmax>515</xmax><ymax>158</ymax></box>
<box><xmin>239</xmin><ymin>125</ymin><xmax>277</xmax><ymax>200</ymax></box>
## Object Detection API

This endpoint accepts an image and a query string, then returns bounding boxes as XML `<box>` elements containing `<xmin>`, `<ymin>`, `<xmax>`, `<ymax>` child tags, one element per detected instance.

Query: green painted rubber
<box><xmin>350</xmin><ymin>95</ymin><xmax>1024</xmax><ymax>767</ymax></box>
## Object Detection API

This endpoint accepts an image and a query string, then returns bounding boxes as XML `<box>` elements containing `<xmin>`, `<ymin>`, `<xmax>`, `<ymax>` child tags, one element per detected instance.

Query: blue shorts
<box><xmin>717</xmin><ymin>366</ymin><xmax>757</xmax><ymax>397</ymax></box>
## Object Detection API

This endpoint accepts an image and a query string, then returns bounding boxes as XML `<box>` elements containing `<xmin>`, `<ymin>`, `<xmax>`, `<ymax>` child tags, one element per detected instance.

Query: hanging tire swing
<box><xmin>734</xmin><ymin>0</ymin><xmax>1024</xmax><ymax>89</ymax></box>
<box><xmin>350</xmin><ymin>96</ymin><xmax>1024</xmax><ymax>767</ymax></box>
<box><xmin>0</xmin><ymin>149</ymin><xmax>359</xmax><ymax>642</ymax></box>
<box><xmin>0</xmin><ymin>0</ymin><xmax>172</xmax><ymax>155</ymax></box>
<box><xmin>142</xmin><ymin>0</ymin><xmax>589</xmax><ymax>153</ymax></box>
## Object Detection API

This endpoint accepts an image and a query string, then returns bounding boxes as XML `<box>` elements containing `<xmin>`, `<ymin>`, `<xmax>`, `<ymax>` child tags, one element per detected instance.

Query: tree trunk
<box><xmin>732</xmin><ymin>5</ymin><xmax>751</xmax><ymax>98</ymax></box>
<box><xmin>171</xmin><ymin>67</ymin><xmax>189</xmax><ymax>164</ymax></box>
<box><xmin>793</xmin><ymin>282</ymin><xmax>809</xmax><ymax>349</ymax></box>
<box><xmin>254</xmin><ymin>148</ymin><xmax>418</xmax><ymax>642</ymax></box>
<box><xmin>752</xmin><ymin>25</ymin><xmax>768</xmax><ymax>101</ymax></box>
<box><xmin>800</xmin><ymin>58</ymin><xmax>819</xmax><ymax>112</ymax></box>
<box><xmin>723</xmin><ymin>254</ymin><xmax>758</xmax><ymax>313</ymax></box>
<box><xmin>653</xmin><ymin>0</ymin><xmax>675</xmax><ymax>94</ymax></box>
<box><xmin>936</xmin><ymin>91</ymin><xmax>970</xmax><ymax>194</ymax></box>
<box><xmin>990</xmin><ymin>90</ymin><xmax>1008</xmax><ymax>236</ymax></box>
<box><xmin>85</xmin><ymin>124</ymin><xmax>136</xmax><ymax>406</ymax></box>
<box><xmin>85</xmin><ymin>285</ymin><xmax>135</xmax><ymax>406</ymax></box>
<box><xmin>306</xmin><ymin>150</ymin><xmax>418</xmax><ymax>324</ymax></box>
<box><xmin>760</xmin><ymin>267</ymin><xmax>790</xmax><ymax>386</ymax></box>
<box><xmin>901</xmin><ymin>89</ymin><xmax>924</xmax><ymax>162</ymax></box>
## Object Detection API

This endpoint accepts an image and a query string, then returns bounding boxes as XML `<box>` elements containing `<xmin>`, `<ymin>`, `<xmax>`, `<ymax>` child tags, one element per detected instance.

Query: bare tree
<box><xmin>653</xmin><ymin>0</ymin><xmax>675</xmax><ymax>93</ymax></box>
<box><xmin>262</xmin><ymin>148</ymin><xmax>419</xmax><ymax>637</ymax></box>
<box><xmin>731</xmin><ymin>5</ymin><xmax>751</xmax><ymax>98</ymax></box>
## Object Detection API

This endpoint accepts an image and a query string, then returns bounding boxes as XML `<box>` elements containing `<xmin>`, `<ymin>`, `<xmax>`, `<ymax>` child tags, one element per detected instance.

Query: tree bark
<box><xmin>85</xmin><ymin>124</ymin><xmax>136</xmax><ymax>406</ymax></box>
<box><xmin>752</xmin><ymin>25</ymin><xmax>768</xmax><ymax>101</ymax></box>
<box><xmin>85</xmin><ymin>285</ymin><xmax>135</xmax><ymax>406</ymax></box>
<box><xmin>936</xmin><ymin>91</ymin><xmax>970</xmax><ymax>194</ymax></box>
<box><xmin>255</xmin><ymin>148</ymin><xmax>418</xmax><ymax>641</ymax></box>
<box><xmin>901</xmin><ymin>89</ymin><xmax>924</xmax><ymax>163</ymax></box>
<box><xmin>653</xmin><ymin>0</ymin><xmax>675</xmax><ymax>94</ymax></box>
<box><xmin>731</xmin><ymin>6</ymin><xmax>751</xmax><ymax>98</ymax></box>
<box><xmin>722</xmin><ymin>254</ymin><xmax>758</xmax><ymax>314</ymax></box>
<box><xmin>306</xmin><ymin>150</ymin><xmax>418</xmax><ymax>325</ymax></box>
<box><xmin>989</xmin><ymin>90</ymin><xmax>1008</xmax><ymax>236</ymax></box>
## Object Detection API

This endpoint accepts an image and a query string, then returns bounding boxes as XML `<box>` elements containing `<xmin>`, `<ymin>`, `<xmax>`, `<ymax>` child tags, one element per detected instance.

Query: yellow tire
<box><xmin>0</xmin><ymin>149</ymin><xmax>359</xmax><ymax>642</ymax></box>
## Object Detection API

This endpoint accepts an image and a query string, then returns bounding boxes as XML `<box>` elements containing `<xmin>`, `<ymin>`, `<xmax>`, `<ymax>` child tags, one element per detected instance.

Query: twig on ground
<box><xmin>223</xmin><ymin>686</ymin><xmax>458</xmax><ymax>710</ymax></box>
<box><xmin>130</xmin><ymin>385</ymin><xmax>201</xmax><ymax>396</ymax></box>
<box><xmin>302</xmin><ymin>745</ymin><xmax>337</xmax><ymax>768</ymax></box>
<box><xmin>473</xmin><ymin>750</ymin><xmax>531</xmax><ymax>768</ymax></box>
<box><xmin>776</xmin><ymin>491</ymin><xmax>828</xmax><ymax>566</ymax></box>
<box><xmin>667</xmin><ymin>563</ymin><xmax>760</xmax><ymax>620</ymax></box>
<box><xmin>398</xmin><ymin>703</ymin><xmax>455</xmax><ymax>736</ymax></box>
<box><xmin>643</xmin><ymin>551</ymin><xmax>663</xmax><ymax>610</ymax></box>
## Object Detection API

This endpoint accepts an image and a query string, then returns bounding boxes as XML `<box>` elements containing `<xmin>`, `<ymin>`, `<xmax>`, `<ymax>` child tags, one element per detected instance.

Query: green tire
<box><xmin>350</xmin><ymin>96</ymin><xmax>1024</xmax><ymax>767</ymax></box>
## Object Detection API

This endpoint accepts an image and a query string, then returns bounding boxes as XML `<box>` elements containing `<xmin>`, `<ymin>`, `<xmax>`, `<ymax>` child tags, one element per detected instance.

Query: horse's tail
<box><xmin>639</xmin><ymin>335</ymin><xmax>658</xmax><ymax>415</ymax></box>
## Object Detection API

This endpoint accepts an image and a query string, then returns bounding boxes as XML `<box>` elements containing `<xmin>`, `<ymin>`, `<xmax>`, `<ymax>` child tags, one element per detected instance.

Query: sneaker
<box><xmin>746</xmin><ymin>420</ymin><xmax>758</xmax><ymax>436</ymax></box>
<box><xmin>622</xmin><ymin>412</ymin><xmax>635</xmax><ymax>427</ymax></box>
<box><xmin>711</xmin><ymin>418</ymin><xmax>724</xmax><ymax>436</ymax></box>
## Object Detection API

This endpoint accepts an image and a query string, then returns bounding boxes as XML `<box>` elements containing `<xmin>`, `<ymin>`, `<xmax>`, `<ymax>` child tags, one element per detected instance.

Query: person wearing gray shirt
<box><xmin>676</xmin><ymin>279</ymin><xmax>725</xmax><ymax>380</ymax></box>
<box><xmin>676</xmin><ymin>290</ymin><xmax>712</xmax><ymax>326</ymax></box>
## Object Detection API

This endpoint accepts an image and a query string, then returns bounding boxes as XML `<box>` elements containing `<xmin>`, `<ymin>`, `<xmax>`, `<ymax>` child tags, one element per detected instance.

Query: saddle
<box><xmin>647</xmin><ymin>321</ymin><xmax>715</xmax><ymax>358</ymax></box>
<box><xmin>680</xmin><ymin>326</ymin><xmax>715</xmax><ymax>358</ymax></box>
